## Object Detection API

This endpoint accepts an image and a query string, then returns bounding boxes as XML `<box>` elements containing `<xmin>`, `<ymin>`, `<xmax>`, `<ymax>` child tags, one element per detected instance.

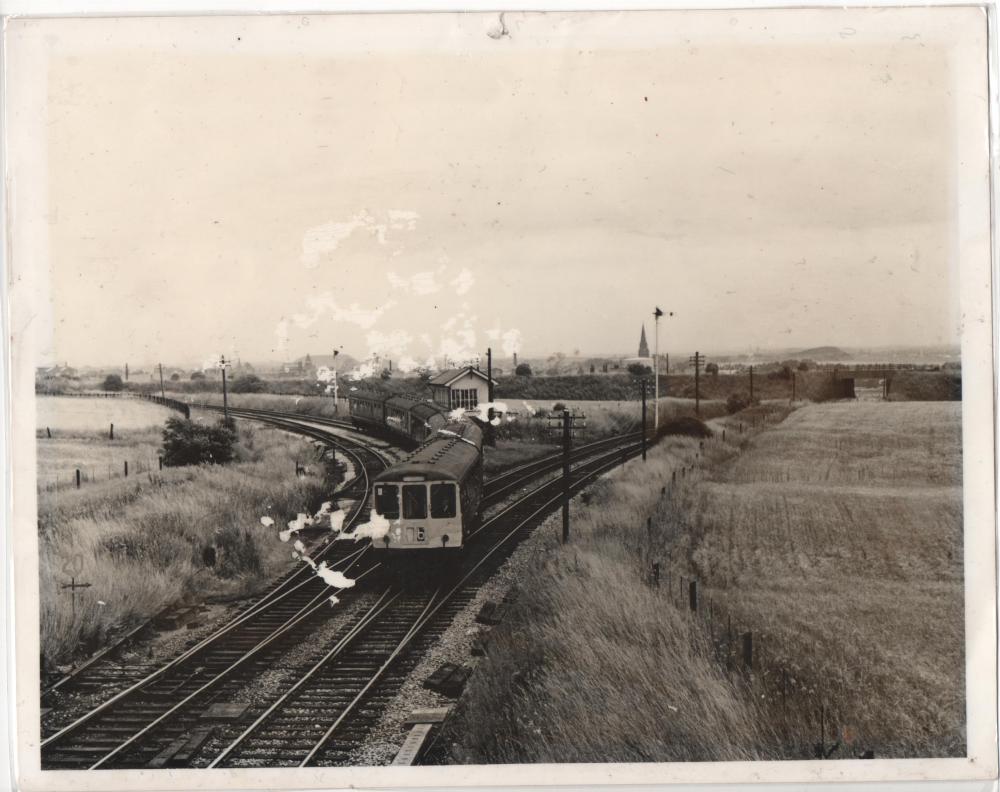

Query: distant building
<box><xmin>638</xmin><ymin>325</ymin><xmax>650</xmax><ymax>358</ymax></box>
<box><xmin>429</xmin><ymin>366</ymin><xmax>497</xmax><ymax>411</ymax></box>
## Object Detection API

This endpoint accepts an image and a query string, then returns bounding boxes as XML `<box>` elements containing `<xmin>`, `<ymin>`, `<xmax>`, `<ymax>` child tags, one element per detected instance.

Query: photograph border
<box><xmin>2</xmin><ymin>4</ymin><xmax>997</xmax><ymax>790</ymax></box>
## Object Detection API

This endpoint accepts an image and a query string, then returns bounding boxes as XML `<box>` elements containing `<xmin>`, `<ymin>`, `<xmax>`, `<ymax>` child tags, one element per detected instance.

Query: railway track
<box><xmin>40</xmin><ymin>418</ymin><xmax>392</xmax><ymax>766</ymax></box>
<box><xmin>186</xmin><ymin>438</ymin><xmax>645</xmax><ymax>769</ymax></box>
<box><xmin>41</xmin><ymin>406</ymin><xmax>646</xmax><ymax>770</ymax></box>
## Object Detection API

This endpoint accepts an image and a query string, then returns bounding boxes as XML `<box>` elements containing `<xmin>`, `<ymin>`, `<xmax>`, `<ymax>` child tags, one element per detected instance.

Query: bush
<box><xmin>515</xmin><ymin>363</ymin><xmax>533</xmax><ymax>377</ymax></box>
<box><xmin>161</xmin><ymin>417</ymin><xmax>237</xmax><ymax>466</ymax></box>
<box><xmin>101</xmin><ymin>374</ymin><xmax>125</xmax><ymax>392</ymax></box>
<box><xmin>659</xmin><ymin>416</ymin><xmax>713</xmax><ymax>438</ymax></box>
<box><xmin>190</xmin><ymin>371</ymin><xmax>205</xmax><ymax>381</ymax></box>
<box><xmin>726</xmin><ymin>392</ymin><xmax>751</xmax><ymax>414</ymax></box>
<box><xmin>229</xmin><ymin>374</ymin><xmax>266</xmax><ymax>393</ymax></box>
<box><xmin>627</xmin><ymin>363</ymin><xmax>652</xmax><ymax>377</ymax></box>
<box><xmin>705</xmin><ymin>362</ymin><xmax>719</xmax><ymax>375</ymax></box>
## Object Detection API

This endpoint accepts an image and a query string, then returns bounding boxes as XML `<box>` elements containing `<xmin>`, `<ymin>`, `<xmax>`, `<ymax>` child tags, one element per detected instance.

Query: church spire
<box><xmin>638</xmin><ymin>324</ymin><xmax>650</xmax><ymax>358</ymax></box>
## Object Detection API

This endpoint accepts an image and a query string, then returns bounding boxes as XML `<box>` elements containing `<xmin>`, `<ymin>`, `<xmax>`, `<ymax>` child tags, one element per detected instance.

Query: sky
<box><xmin>23</xmin><ymin>9</ymin><xmax>977</xmax><ymax>369</ymax></box>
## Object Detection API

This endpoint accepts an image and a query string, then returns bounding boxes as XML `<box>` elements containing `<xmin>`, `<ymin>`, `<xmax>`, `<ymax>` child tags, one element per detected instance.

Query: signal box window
<box><xmin>431</xmin><ymin>483</ymin><xmax>457</xmax><ymax>518</ymax></box>
<box><xmin>374</xmin><ymin>484</ymin><xmax>399</xmax><ymax>519</ymax></box>
<box><xmin>450</xmin><ymin>389</ymin><xmax>479</xmax><ymax>410</ymax></box>
<box><xmin>402</xmin><ymin>484</ymin><xmax>428</xmax><ymax>519</ymax></box>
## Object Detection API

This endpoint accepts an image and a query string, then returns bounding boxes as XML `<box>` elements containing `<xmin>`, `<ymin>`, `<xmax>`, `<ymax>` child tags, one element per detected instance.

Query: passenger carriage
<box><xmin>370</xmin><ymin>420</ymin><xmax>483</xmax><ymax>552</ymax></box>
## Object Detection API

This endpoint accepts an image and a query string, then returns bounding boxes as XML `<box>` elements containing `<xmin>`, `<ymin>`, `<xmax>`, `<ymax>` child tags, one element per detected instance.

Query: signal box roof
<box><xmin>428</xmin><ymin>366</ymin><xmax>497</xmax><ymax>387</ymax></box>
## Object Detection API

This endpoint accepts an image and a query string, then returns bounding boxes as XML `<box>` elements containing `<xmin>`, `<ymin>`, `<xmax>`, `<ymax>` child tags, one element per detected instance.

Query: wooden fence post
<box><xmin>124</xmin><ymin>461</ymin><xmax>128</xmax><ymax>477</ymax></box>
<box><xmin>689</xmin><ymin>579</ymin><xmax>698</xmax><ymax>612</ymax></box>
<box><xmin>652</xmin><ymin>563</ymin><xmax>660</xmax><ymax>587</ymax></box>
<box><xmin>75</xmin><ymin>469</ymin><xmax>81</xmax><ymax>489</ymax></box>
<box><xmin>742</xmin><ymin>631</ymin><xmax>753</xmax><ymax>672</ymax></box>
<box><xmin>109</xmin><ymin>423</ymin><xmax>114</xmax><ymax>440</ymax></box>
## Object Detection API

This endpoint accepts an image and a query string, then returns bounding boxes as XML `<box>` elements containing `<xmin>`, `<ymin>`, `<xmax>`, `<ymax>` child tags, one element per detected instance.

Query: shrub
<box><xmin>705</xmin><ymin>362</ymin><xmax>719</xmax><ymax>375</ymax></box>
<box><xmin>190</xmin><ymin>371</ymin><xmax>205</xmax><ymax>381</ymax></box>
<box><xmin>101</xmin><ymin>374</ymin><xmax>125</xmax><ymax>392</ymax></box>
<box><xmin>170</xmin><ymin>373</ymin><xmax>180</xmax><ymax>381</ymax></box>
<box><xmin>627</xmin><ymin>363</ymin><xmax>652</xmax><ymax>377</ymax></box>
<box><xmin>230</xmin><ymin>374</ymin><xmax>266</xmax><ymax>393</ymax></box>
<box><xmin>659</xmin><ymin>416</ymin><xmax>712</xmax><ymax>438</ymax></box>
<box><xmin>726</xmin><ymin>392</ymin><xmax>751</xmax><ymax>414</ymax></box>
<box><xmin>161</xmin><ymin>417</ymin><xmax>237</xmax><ymax>466</ymax></box>
<box><xmin>515</xmin><ymin>363</ymin><xmax>533</xmax><ymax>377</ymax></box>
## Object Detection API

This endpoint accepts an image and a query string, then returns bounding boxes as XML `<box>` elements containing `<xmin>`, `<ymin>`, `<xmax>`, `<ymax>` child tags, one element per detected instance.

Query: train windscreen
<box><xmin>374</xmin><ymin>484</ymin><xmax>400</xmax><ymax>519</ymax></box>
<box><xmin>402</xmin><ymin>484</ymin><xmax>428</xmax><ymax>519</ymax></box>
<box><xmin>430</xmin><ymin>483</ymin><xmax>457</xmax><ymax>518</ymax></box>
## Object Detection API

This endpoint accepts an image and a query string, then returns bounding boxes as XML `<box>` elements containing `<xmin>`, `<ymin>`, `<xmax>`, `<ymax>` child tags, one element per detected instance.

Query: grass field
<box><xmin>37</xmin><ymin>398</ymin><xmax>337</xmax><ymax>667</ymax></box>
<box><xmin>451</xmin><ymin>401</ymin><xmax>964</xmax><ymax>762</ymax></box>
<box><xmin>37</xmin><ymin>396</ymin><xmax>175</xmax><ymax>432</ymax></box>
<box><xmin>682</xmin><ymin>401</ymin><xmax>964</xmax><ymax>758</ymax></box>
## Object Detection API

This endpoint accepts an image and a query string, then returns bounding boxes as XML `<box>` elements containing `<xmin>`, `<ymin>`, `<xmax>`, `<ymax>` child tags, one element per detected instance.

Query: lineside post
<box><xmin>562</xmin><ymin>409</ymin><xmax>571</xmax><ymax>543</ymax></box>
<box><xmin>641</xmin><ymin>380</ymin><xmax>647</xmax><ymax>461</ymax></box>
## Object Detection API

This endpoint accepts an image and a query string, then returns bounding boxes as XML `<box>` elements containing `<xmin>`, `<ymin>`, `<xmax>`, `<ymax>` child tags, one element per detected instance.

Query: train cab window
<box><xmin>430</xmin><ymin>483</ymin><xmax>457</xmax><ymax>519</ymax></box>
<box><xmin>402</xmin><ymin>485</ymin><xmax>428</xmax><ymax>519</ymax></box>
<box><xmin>374</xmin><ymin>484</ymin><xmax>399</xmax><ymax>519</ymax></box>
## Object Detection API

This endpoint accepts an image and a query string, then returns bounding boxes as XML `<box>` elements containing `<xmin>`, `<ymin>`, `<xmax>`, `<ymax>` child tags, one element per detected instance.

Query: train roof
<box><xmin>351</xmin><ymin>390</ymin><xmax>447</xmax><ymax>416</ymax></box>
<box><xmin>374</xmin><ymin>420</ymin><xmax>483</xmax><ymax>483</ymax></box>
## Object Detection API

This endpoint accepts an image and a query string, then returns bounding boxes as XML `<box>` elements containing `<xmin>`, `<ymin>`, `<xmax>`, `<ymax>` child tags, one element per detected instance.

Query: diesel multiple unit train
<box><xmin>348</xmin><ymin>391</ymin><xmax>484</xmax><ymax>553</ymax></box>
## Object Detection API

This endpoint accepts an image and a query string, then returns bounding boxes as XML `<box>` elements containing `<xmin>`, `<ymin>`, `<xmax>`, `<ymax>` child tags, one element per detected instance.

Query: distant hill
<box><xmin>796</xmin><ymin>346</ymin><xmax>849</xmax><ymax>360</ymax></box>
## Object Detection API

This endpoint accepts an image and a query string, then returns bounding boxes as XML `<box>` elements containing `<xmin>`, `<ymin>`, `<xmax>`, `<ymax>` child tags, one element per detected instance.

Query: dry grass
<box><xmin>483</xmin><ymin>439</ymin><xmax>560</xmax><ymax>477</ymax></box>
<box><xmin>452</xmin><ymin>422</ymin><xmax>780</xmax><ymax>764</ymax></box>
<box><xmin>452</xmin><ymin>401</ymin><xmax>964</xmax><ymax>762</ymax></box>
<box><xmin>36</xmin><ymin>395</ymin><xmax>175</xmax><ymax>433</ymax></box>
<box><xmin>671</xmin><ymin>402</ymin><xmax>964</xmax><ymax>758</ymax></box>
<box><xmin>37</xmin><ymin>422</ymin><xmax>336</xmax><ymax>667</ymax></box>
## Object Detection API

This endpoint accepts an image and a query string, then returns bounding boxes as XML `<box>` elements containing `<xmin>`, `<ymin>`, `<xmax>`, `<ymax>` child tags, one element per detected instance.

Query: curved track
<box><xmin>41</xmin><ymin>404</ymin><xmax>646</xmax><ymax>770</ymax></box>
<box><xmin>40</xmin><ymin>415</ymin><xmax>392</xmax><ymax>768</ymax></box>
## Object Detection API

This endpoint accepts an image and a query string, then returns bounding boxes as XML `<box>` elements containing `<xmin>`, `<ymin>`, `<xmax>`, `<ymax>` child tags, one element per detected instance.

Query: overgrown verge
<box><xmin>447</xmin><ymin>410</ymin><xmax>790</xmax><ymax>763</ymax></box>
<box><xmin>38</xmin><ymin>423</ymin><xmax>340</xmax><ymax>669</ymax></box>
<box><xmin>449</xmin><ymin>401</ymin><xmax>963</xmax><ymax>762</ymax></box>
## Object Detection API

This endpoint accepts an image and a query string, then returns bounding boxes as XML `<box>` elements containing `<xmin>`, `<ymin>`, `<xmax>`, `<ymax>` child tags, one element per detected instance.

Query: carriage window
<box><xmin>374</xmin><ymin>484</ymin><xmax>399</xmax><ymax>519</ymax></box>
<box><xmin>431</xmin><ymin>483</ymin><xmax>457</xmax><ymax>519</ymax></box>
<box><xmin>402</xmin><ymin>485</ymin><xmax>427</xmax><ymax>519</ymax></box>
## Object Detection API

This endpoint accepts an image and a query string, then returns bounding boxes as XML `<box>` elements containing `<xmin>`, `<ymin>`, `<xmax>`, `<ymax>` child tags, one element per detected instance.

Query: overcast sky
<box><xmin>22</xmin><ymin>9</ymin><xmax>978</xmax><ymax>368</ymax></box>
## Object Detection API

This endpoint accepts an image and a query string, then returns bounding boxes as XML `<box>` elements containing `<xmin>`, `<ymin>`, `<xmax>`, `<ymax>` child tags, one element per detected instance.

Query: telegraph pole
<box><xmin>220</xmin><ymin>355</ymin><xmax>231</xmax><ymax>422</ymax></box>
<box><xmin>125</xmin><ymin>363</ymin><xmax>129</xmax><ymax>381</ymax></box>
<box><xmin>562</xmin><ymin>409</ymin><xmax>571</xmax><ymax>542</ymax></box>
<box><xmin>487</xmin><ymin>347</ymin><xmax>494</xmax><ymax>404</ymax></box>
<box><xmin>158</xmin><ymin>363</ymin><xmax>165</xmax><ymax>399</ymax></box>
<box><xmin>653</xmin><ymin>307</ymin><xmax>663</xmax><ymax>433</ymax></box>
<box><xmin>688</xmin><ymin>351</ymin><xmax>704</xmax><ymax>417</ymax></box>
<box><xmin>486</xmin><ymin>347</ymin><xmax>496</xmax><ymax>447</ymax></box>
<box><xmin>332</xmin><ymin>349</ymin><xmax>340</xmax><ymax>409</ymax></box>
<box><xmin>641</xmin><ymin>380</ymin><xmax>647</xmax><ymax>461</ymax></box>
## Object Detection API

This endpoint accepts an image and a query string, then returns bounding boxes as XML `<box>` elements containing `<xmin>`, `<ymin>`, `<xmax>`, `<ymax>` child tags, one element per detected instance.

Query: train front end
<box><xmin>369</xmin><ymin>421</ymin><xmax>483</xmax><ymax>554</ymax></box>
